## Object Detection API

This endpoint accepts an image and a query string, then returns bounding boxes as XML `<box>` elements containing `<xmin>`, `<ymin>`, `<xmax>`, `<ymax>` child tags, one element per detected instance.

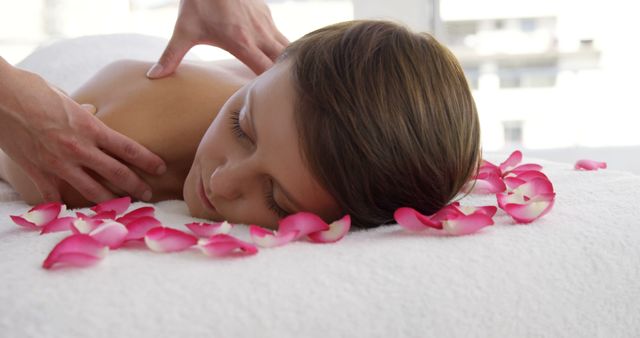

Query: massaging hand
<box><xmin>147</xmin><ymin>0</ymin><xmax>288</xmax><ymax>78</ymax></box>
<box><xmin>0</xmin><ymin>59</ymin><xmax>166</xmax><ymax>203</ymax></box>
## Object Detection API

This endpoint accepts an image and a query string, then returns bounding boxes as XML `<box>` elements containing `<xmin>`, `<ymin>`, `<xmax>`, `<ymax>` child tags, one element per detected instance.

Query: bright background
<box><xmin>2</xmin><ymin>0</ymin><xmax>639</xmax><ymax>173</ymax></box>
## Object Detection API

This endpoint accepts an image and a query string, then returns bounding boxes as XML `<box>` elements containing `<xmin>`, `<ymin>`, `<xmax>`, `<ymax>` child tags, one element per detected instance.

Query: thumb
<box><xmin>147</xmin><ymin>36</ymin><xmax>193</xmax><ymax>79</ymax></box>
<box><xmin>80</xmin><ymin>103</ymin><xmax>97</xmax><ymax>114</ymax></box>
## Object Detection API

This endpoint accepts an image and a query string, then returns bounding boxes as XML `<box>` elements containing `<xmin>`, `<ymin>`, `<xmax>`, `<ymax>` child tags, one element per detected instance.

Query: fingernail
<box><xmin>146</xmin><ymin>63</ymin><xmax>164</xmax><ymax>78</ymax></box>
<box><xmin>141</xmin><ymin>190</ymin><xmax>152</xmax><ymax>202</ymax></box>
<box><xmin>156</xmin><ymin>164</ymin><xmax>167</xmax><ymax>175</ymax></box>
<box><xmin>80</xmin><ymin>104</ymin><xmax>97</xmax><ymax>114</ymax></box>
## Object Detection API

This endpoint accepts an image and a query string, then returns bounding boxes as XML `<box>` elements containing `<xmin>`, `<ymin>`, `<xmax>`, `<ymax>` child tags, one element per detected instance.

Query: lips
<box><xmin>198</xmin><ymin>177</ymin><xmax>217</xmax><ymax>212</ymax></box>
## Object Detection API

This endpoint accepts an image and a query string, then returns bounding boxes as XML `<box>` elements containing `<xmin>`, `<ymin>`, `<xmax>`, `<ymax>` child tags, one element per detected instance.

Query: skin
<box><xmin>0</xmin><ymin>59</ymin><xmax>340</xmax><ymax>229</ymax></box>
<box><xmin>0</xmin><ymin>57</ymin><xmax>166</xmax><ymax>204</ymax></box>
<box><xmin>148</xmin><ymin>0</ymin><xmax>289</xmax><ymax>78</ymax></box>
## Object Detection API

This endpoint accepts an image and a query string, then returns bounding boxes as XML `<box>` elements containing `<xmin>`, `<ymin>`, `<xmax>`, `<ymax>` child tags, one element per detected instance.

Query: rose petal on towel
<box><xmin>89</xmin><ymin>220</ymin><xmax>128</xmax><ymax>249</ymax></box>
<box><xmin>505</xmin><ymin>163</ymin><xmax>543</xmax><ymax>176</ymax></box>
<box><xmin>124</xmin><ymin>216</ymin><xmax>162</xmax><ymax>241</ymax></box>
<box><xmin>463</xmin><ymin>172</ymin><xmax>506</xmax><ymax>194</ymax></box>
<box><xmin>442</xmin><ymin>213</ymin><xmax>494</xmax><ymax>236</ymax></box>
<box><xmin>307</xmin><ymin>215</ymin><xmax>351</xmax><ymax>243</ymax></box>
<box><xmin>504</xmin><ymin>193</ymin><xmax>556</xmax><ymax>223</ymax></box>
<box><xmin>513</xmin><ymin>177</ymin><xmax>555</xmax><ymax>198</ymax></box>
<box><xmin>394</xmin><ymin>207</ymin><xmax>442</xmax><ymax>231</ymax></box>
<box><xmin>249</xmin><ymin>225</ymin><xmax>298</xmax><ymax>248</ymax></box>
<box><xmin>11</xmin><ymin>202</ymin><xmax>63</xmax><ymax>230</ymax></box>
<box><xmin>40</xmin><ymin>216</ymin><xmax>75</xmax><ymax>234</ymax></box>
<box><xmin>185</xmin><ymin>221</ymin><xmax>232</xmax><ymax>237</ymax></box>
<box><xmin>499</xmin><ymin>150</ymin><xmax>523</xmax><ymax>173</ymax></box>
<box><xmin>277</xmin><ymin>212</ymin><xmax>330</xmax><ymax>240</ymax></box>
<box><xmin>90</xmin><ymin>196</ymin><xmax>131</xmax><ymax>215</ymax></box>
<box><xmin>42</xmin><ymin>234</ymin><xmax>109</xmax><ymax>269</ymax></box>
<box><xmin>70</xmin><ymin>215</ymin><xmax>103</xmax><ymax>234</ymax></box>
<box><xmin>431</xmin><ymin>204</ymin><xmax>465</xmax><ymax>223</ymax></box>
<box><xmin>503</xmin><ymin>177</ymin><xmax>526</xmax><ymax>191</ymax></box>
<box><xmin>89</xmin><ymin>210</ymin><xmax>117</xmax><ymax>220</ymax></box>
<box><xmin>116</xmin><ymin>206</ymin><xmax>155</xmax><ymax>225</ymax></box>
<box><xmin>144</xmin><ymin>227</ymin><xmax>198</xmax><ymax>253</ymax></box>
<box><xmin>497</xmin><ymin>192</ymin><xmax>526</xmax><ymax>210</ymax></box>
<box><xmin>575</xmin><ymin>159</ymin><xmax>607</xmax><ymax>171</ymax></box>
<box><xmin>514</xmin><ymin>170</ymin><xmax>549</xmax><ymax>182</ymax></box>
<box><xmin>457</xmin><ymin>205</ymin><xmax>498</xmax><ymax>218</ymax></box>
<box><xmin>198</xmin><ymin>234</ymin><xmax>258</xmax><ymax>257</ymax></box>
<box><xmin>478</xmin><ymin>160</ymin><xmax>501</xmax><ymax>176</ymax></box>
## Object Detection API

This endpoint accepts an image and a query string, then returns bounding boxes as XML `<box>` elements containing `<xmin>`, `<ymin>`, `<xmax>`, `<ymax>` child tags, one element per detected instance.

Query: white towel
<box><xmin>1</xmin><ymin>154</ymin><xmax>639</xmax><ymax>338</ymax></box>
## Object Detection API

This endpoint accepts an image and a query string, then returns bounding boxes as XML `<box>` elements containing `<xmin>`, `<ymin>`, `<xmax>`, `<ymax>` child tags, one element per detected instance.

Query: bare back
<box><xmin>0</xmin><ymin>59</ymin><xmax>255</xmax><ymax>206</ymax></box>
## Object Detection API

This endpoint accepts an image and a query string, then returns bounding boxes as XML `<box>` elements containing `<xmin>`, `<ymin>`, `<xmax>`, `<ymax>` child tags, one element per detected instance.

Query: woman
<box><xmin>0</xmin><ymin>20</ymin><xmax>481</xmax><ymax>230</ymax></box>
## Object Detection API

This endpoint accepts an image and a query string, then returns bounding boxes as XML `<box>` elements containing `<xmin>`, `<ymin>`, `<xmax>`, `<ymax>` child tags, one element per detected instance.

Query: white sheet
<box><xmin>1</xmin><ymin>35</ymin><xmax>639</xmax><ymax>338</ymax></box>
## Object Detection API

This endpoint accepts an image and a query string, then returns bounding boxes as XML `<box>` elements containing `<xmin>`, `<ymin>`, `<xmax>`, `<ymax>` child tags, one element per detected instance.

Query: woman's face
<box><xmin>183</xmin><ymin>61</ymin><xmax>341</xmax><ymax>229</ymax></box>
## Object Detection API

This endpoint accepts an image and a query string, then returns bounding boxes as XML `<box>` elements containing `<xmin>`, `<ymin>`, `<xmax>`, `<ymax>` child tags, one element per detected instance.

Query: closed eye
<box><xmin>229</xmin><ymin>109</ymin><xmax>289</xmax><ymax>219</ymax></box>
<box><xmin>229</xmin><ymin>110</ymin><xmax>250</xmax><ymax>141</ymax></box>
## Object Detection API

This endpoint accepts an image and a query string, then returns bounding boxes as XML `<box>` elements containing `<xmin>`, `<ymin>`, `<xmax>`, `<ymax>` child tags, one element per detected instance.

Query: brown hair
<box><xmin>282</xmin><ymin>20</ymin><xmax>481</xmax><ymax>229</ymax></box>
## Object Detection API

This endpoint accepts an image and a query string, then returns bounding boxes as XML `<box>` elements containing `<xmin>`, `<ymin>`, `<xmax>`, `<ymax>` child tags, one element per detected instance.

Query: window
<box><xmin>503</xmin><ymin>120</ymin><xmax>524</xmax><ymax>145</ymax></box>
<box><xmin>520</xmin><ymin>18</ymin><xmax>536</xmax><ymax>32</ymax></box>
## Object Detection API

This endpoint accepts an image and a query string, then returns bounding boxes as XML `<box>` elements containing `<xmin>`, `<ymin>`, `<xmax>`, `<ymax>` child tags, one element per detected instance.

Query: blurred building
<box><xmin>438</xmin><ymin>0</ymin><xmax>639</xmax><ymax>151</ymax></box>
<box><xmin>2</xmin><ymin>0</ymin><xmax>639</xmax><ymax>152</ymax></box>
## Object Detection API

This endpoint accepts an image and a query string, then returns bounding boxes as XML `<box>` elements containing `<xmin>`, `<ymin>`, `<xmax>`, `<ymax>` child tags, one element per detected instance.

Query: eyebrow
<box><xmin>246</xmin><ymin>84</ymin><xmax>304</xmax><ymax>214</ymax></box>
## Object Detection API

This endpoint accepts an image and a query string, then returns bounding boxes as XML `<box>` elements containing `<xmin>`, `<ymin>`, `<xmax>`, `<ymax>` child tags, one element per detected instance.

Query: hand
<box><xmin>0</xmin><ymin>61</ymin><xmax>166</xmax><ymax>203</ymax></box>
<box><xmin>147</xmin><ymin>0</ymin><xmax>289</xmax><ymax>78</ymax></box>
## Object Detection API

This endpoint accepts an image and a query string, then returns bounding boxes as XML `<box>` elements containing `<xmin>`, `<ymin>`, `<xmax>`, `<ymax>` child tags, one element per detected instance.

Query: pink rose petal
<box><xmin>442</xmin><ymin>213</ymin><xmax>494</xmax><ymax>236</ymax></box>
<box><xmin>144</xmin><ymin>227</ymin><xmax>198</xmax><ymax>253</ymax></box>
<box><xmin>575</xmin><ymin>159</ymin><xmax>607</xmax><ymax>171</ymax></box>
<box><xmin>457</xmin><ymin>205</ymin><xmax>498</xmax><ymax>218</ymax></box>
<box><xmin>499</xmin><ymin>150</ymin><xmax>523</xmax><ymax>173</ymax></box>
<box><xmin>185</xmin><ymin>221</ymin><xmax>232</xmax><ymax>238</ymax></box>
<box><xmin>497</xmin><ymin>192</ymin><xmax>526</xmax><ymax>210</ymax></box>
<box><xmin>11</xmin><ymin>202</ymin><xmax>63</xmax><ymax>230</ymax></box>
<box><xmin>307</xmin><ymin>215</ymin><xmax>351</xmax><ymax>243</ymax></box>
<box><xmin>278</xmin><ymin>212</ymin><xmax>330</xmax><ymax>240</ymax></box>
<box><xmin>478</xmin><ymin>160</ymin><xmax>501</xmax><ymax>176</ymax></box>
<box><xmin>125</xmin><ymin>216</ymin><xmax>162</xmax><ymax>241</ymax></box>
<box><xmin>116</xmin><ymin>206</ymin><xmax>155</xmax><ymax>225</ymax></box>
<box><xmin>394</xmin><ymin>207</ymin><xmax>442</xmax><ymax>231</ymax></box>
<box><xmin>91</xmin><ymin>196</ymin><xmax>131</xmax><ymax>215</ymax></box>
<box><xmin>90</xmin><ymin>210</ymin><xmax>117</xmax><ymax>220</ymax></box>
<box><xmin>431</xmin><ymin>204</ymin><xmax>464</xmax><ymax>223</ymax></box>
<box><xmin>512</xmin><ymin>177</ymin><xmax>555</xmax><ymax>197</ymax></box>
<box><xmin>506</xmin><ymin>163</ymin><xmax>543</xmax><ymax>176</ymax></box>
<box><xmin>503</xmin><ymin>177</ymin><xmax>526</xmax><ymax>191</ymax></box>
<box><xmin>249</xmin><ymin>225</ymin><xmax>298</xmax><ymax>248</ymax></box>
<box><xmin>89</xmin><ymin>221</ymin><xmax>128</xmax><ymax>249</ymax></box>
<box><xmin>70</xmin><ymin>215</ymin><xmax>103</xmax><ymax>234</ymax></box>
<box><xmin>515</xmin><ymin>170</ymin><xmax>549</xmax><ymax>182</ymax></box>
<box><xmin>464</xmin><ymin>172</ymin><xmax>507</xmax><ymax>194</ymax></box>
<box><xmin>42</xmin><ymin>234</ymin><xmax>109</xmax><ymax>269</ymax></box>
<box><xmin>40</xmin><ymin>216</ymin><xmax>75</xmax><ymax>234</ymax></box>
<box><xmin>504</xmin><ymin>193</ymin><xmax>555</xmax><ymax>223</ymax></box>
<box><xmin>198</xmin><ymin>234</ymin><xmax>258</xmax><ymax>257</ymax></box>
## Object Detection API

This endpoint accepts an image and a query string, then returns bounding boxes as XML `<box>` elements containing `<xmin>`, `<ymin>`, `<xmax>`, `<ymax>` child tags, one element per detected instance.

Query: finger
<box><xmin>231</xmin><ymin>45</ymin><xmax>274</xmax><ymax>75</ymax></box>
<box><xmin>275</xmin><ymin>31</ymin><xmax>290</xmax><ymax>47</ymax></box>
<box><xmin>147</xmin><ymin>34</ymin><xmax>194</xmax><ymax>79</ymax></box>
<box><xmin>22</xmin><ymin>165</ymin><xmax>61</xmax><ymax>202</ymax></box>
<box><xmin>80</xmin><ymin>103</ymin><xmax>97</xmax><ymax>114</ymax></box>
<box><xmin>96</xmin><ymin>122</ymin><xmax>166</xmax><ymax>176</ymax></box>
<box><xmin>56</xmin><ymin>164</ymin><xmax>118</xmax><ymax>204</ymax></box>
<box><xmin>260</xmin><ymin>39</ymin><xmax>287</xmax><ymax>62</ymax></box>
<box><xmin>88</xmin><ymin>149</ymin><xmax>153</xmax><ymax>202</ymax></box>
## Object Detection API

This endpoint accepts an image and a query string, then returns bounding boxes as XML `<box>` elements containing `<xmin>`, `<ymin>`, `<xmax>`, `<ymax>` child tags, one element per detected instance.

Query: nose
<box><xmin>208</xmin><ymin>160</ymin><xmax>249</xmax><ymax>201</ymax></box>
